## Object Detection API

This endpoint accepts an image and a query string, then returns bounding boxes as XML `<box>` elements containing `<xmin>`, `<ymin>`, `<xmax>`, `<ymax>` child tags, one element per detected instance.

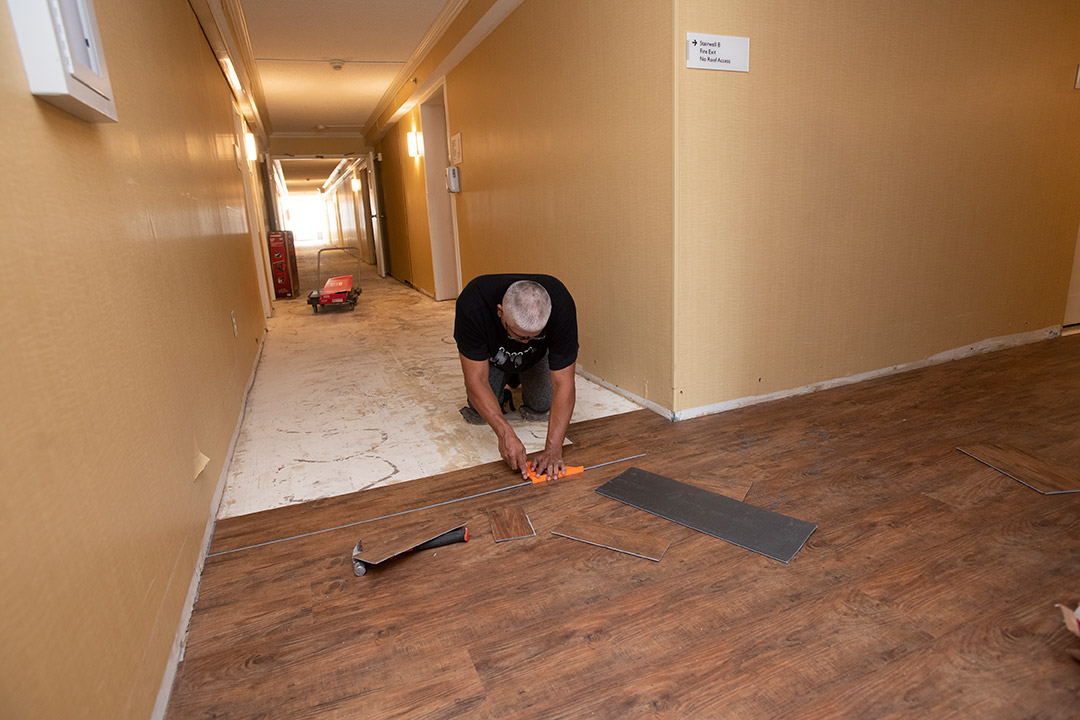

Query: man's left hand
<box><xmin>528</xmin><ymin>447</ymin><xmax>566</xmax><ymax>481</ymax></box>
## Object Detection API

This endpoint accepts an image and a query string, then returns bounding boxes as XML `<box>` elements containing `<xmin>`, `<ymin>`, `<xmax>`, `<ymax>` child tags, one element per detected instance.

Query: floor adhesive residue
<box><xmin>218</xmin><ymin>245</ymin><xmax>640</xmax><ymax>518</ymax></box>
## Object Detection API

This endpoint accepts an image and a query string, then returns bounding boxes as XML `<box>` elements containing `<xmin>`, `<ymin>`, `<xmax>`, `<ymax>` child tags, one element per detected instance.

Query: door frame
<box><xmin>1065</xmin><ymin>224</ymin><xmax>1080</xmax><ymax>326</ymax></box>
<box><xmin>366</xmin><ymin>152</ymin><xmax>390</xmax><ymax>277</ymax></box>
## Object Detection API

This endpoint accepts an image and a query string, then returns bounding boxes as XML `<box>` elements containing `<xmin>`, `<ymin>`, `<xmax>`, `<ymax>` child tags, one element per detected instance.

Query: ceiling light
<box><xmin>329</xmin><ymin>59</ymin><xmax>345</xmax><ymax>70</ymax></box>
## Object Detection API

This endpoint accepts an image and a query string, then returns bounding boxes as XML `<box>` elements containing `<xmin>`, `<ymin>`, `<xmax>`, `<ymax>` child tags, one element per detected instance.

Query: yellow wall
<box><xmin>365</xmin><ymin>0</ymin><xmax>1080</xmax><ymax>416</ymax></box>
<box><xmin>325</xmin><ymin>193</ymin><xmax>341</xmax><ymax>245</ymax></box>
<box><xmin>445</xmin><ymin>0</ymin><xmax>677</xmax><ymax>406</ymax></box>
<box><xmin>0</xmin><ymin>0</ymin><xmax>264</xmax><ymax>717</ymax></box>
<box><xmin>336</xmin><ymin>182</ymin><xmax>359</xmax><ymax>248</ymax></box>
<box><xmin>674</xmin><ymin>0</ymin><xmax>1080</xmax><ymax>411</ymax></box>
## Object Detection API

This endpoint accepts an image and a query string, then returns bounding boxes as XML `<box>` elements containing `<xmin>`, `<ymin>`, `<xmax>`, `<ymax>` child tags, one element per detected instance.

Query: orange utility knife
<box><xmin>526</xmin><ymin>463</ymin><xmax>585</xmax><ymax>484</ymax></box>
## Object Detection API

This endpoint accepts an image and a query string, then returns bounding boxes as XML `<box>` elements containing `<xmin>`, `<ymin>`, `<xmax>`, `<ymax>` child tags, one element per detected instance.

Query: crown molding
<box><xmin>363</xmin><ymin>0</ymin><xmax>470</xmax><ymax>138</ymax></box>
<box><xmin>363</xmin><ymin>0</ymin><xmax>524</xmax><ymax>145</ymax></box>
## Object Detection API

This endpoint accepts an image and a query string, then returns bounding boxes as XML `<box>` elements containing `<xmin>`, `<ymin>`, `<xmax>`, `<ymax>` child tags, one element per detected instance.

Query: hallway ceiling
<box><xmin>275</xmin><ymin>158</ymin><xmax>347</xmax><ymax>194</ymax></box>
<box><xmin>239</xmin><ymin>0</ymin><xmax>449</xmax><ymax>190</ymax></box>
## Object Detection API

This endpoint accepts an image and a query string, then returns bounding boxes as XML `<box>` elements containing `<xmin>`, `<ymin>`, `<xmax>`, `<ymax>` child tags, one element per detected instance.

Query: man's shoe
<box><xmin>459</xmin><ymin>406</ymin><xmax>485</xmax><ymax>425</ymax></box>
<box><xmin>518</xmin><ymin>405</ymin><xmax>549</xmax><ymax>422</ymax></box>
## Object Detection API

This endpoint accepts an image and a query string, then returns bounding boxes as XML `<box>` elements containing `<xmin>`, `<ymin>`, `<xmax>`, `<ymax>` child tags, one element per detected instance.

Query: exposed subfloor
<box><xmin>219</xmin><ymin>244</ymin><xmax>640</xmax><ymax>518</ymax></box>
<box><xmin>170</xmin><ymin>333</ymin><xmax>1080</xmax><ymax>718</ymax></box>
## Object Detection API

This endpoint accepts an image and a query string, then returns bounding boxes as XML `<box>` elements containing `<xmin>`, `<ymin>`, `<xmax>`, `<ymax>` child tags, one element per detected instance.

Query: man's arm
<box><xmin>528</xmin><ymin>364</ymin><xmax>576</xmax><ymax>480</ymax></box>
<box><xmin>459</xmin><ymin>354</ymin><xmax>529</xmax><ymax>475</ymax></box>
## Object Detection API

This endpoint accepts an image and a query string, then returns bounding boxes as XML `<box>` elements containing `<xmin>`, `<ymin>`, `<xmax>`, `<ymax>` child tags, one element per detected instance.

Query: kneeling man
<box><xmin>454</xmin><ymin>274</ymin><xmax>578</xmax><ymax>480</ymax></box>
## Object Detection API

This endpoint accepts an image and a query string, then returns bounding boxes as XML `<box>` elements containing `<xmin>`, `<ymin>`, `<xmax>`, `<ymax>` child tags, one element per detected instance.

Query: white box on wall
<box><xmin>6</xmin><ymin>0</ymin><xmax>118</xmax><ymax>122</ymax></box>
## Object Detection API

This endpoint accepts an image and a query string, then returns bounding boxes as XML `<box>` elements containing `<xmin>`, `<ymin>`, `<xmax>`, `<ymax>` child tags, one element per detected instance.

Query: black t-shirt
<box><xmin>454</xmin><ymin>274</ymin><xmax>578</xmax><ymax>372</ymax></box>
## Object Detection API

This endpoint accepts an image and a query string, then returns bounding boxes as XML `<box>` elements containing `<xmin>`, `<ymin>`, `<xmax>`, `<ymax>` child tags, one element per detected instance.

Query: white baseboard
<box><xmin>576</xmin><ymin>366</ymin><xmax>675</xmax><ymax>420</ymax></box>
<box><xmin>673</xmin><ymin>325</ymin><xmax>1060</xmax><ymax>422</ymax></box>
<box><xmin>151</xmin><ymin>328</ymin><xmax>267</xmax><ymax>719</ymax></box>
<box><xmin>579</xmin><ymin>326</ymin><xmax>1061</xmax><ymax>424</ymax></box>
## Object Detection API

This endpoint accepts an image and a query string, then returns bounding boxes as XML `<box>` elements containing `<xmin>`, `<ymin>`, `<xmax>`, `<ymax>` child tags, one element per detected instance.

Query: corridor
<box><xmin>6</xmin><ymin>1</ymin><xmax>1080</xmax><ymax>717</ymax></box>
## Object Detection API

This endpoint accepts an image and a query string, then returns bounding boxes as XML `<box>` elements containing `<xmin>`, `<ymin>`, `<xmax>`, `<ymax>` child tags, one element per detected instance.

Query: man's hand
<box><xmin>528</xmin><ymin>446</ymin><xmax>565</xmax><ymax>482</ymax></box>
<box><xmin>527</xmin><ymin>364</ymin><xmax>575</xmax><ymax>481</ymax></box>
<box><xmin>497</xmin><ymin>427</ymin><xmax>529</xmax><ymax>476</ymax></box>
<box><xmin>459</xmin><ymin>354</ymin><xmax>531</xmax><ymax>476</ymax></box>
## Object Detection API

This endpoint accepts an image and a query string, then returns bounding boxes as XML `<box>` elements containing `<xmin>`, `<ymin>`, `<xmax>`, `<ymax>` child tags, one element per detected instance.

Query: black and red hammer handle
<box><xmin>412</xmin><ymin>526</ymin><xmax>469</xmax><ymax>552</ymax></box>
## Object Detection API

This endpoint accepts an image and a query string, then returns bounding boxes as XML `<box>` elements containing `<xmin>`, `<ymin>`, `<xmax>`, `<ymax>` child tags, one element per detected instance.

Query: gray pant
<box><xmin>480</xmin><ymin>352</ymin><xmax>552</xmax><ymax>413</ymax></box>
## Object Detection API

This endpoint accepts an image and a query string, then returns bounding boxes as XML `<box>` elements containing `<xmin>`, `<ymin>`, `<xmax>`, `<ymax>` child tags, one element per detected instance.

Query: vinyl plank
<box><xmin>957</xmin><ymin>443</ymin><xmax>1080</xmax><ymax>494</ymax></box>
<box><xmin>550</xmin><ymin>517</ymin><xmax>671</xmax><ymax>561</ymax></box>
<box><xmin>488</xmin><ymin>506</ymin><xmax>535</xmax><ymax>542</ymax></box>
<box><xmin>350</xmin><ymin>507</ymin><xmax>467</xmax><ymax>566</ymax></box>
<box><xmin>595</xmin><ymin>467</ymin><xmax>817</xmax><ymax>563</ymax></box>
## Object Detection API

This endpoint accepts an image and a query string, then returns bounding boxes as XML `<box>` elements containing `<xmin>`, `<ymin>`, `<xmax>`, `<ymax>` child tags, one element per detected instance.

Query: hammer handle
<box><xmin>412</xmin><ymin>526</ymin><xmax>469</xmax><ymax>551</ymax></box>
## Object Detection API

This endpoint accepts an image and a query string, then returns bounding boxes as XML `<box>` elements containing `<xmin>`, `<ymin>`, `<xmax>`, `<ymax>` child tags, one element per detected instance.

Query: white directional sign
<box><xmin>686</xmin><ymin>33</ymin><xmax>750</xmax><ymax>72</ymax></box>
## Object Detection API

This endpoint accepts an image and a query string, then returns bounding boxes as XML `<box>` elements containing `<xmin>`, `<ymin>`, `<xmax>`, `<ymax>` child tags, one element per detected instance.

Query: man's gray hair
<box><xmin>502</xmin><ymin>280</ymin><xmax>552</xmax><ymax>333</ymax></box>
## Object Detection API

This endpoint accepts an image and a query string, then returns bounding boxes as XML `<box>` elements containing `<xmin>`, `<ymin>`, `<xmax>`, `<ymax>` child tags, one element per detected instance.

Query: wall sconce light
<box><xmin>351</xmin><ymin>177</ymin><xmax>361</xmax><ymax>192</ymax></box>
<box><xmin>244</xmin><ymin>132</ymin><xmax>257</xmax><ymax>162</ymax></box>
<box><xmin>407</xmin><ymin>130</ymin><xmax>424</xmax><ymax>158</ymax></box>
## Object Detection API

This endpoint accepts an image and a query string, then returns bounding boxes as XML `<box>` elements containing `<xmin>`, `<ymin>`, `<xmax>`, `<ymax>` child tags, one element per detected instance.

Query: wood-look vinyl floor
<box><xmin>550</xmin><ymin>516</ymin><xmax>672</xmax><ymax>561</ymax></box>
<box><xmin>957</xmin><ymin>442</ymin><xmax>1080</xmax><ymax>494</ymax></box>
<box><xmin>488</xmin><ymin>506</ymin><xmax>536</xmax><ymax>542</ymax></box>
<box><xmin>167</xmin><ymin>336</ymin><xmax>1080</xmax><ymax>719</ymax></box>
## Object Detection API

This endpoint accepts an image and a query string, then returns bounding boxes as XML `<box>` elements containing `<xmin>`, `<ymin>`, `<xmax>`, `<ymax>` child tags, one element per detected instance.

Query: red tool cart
<box><xmin>267</xmin><ymin>230</ymin><xmax>299</xmax><ymax>298</ymax></box>
<box><xmin>307</xmin><ymin>246</ymin><xmax>362</xmax><ymax>312</ymax></box>
<box><xmin>308</xmin><ymin>275</ymin><xmax>360</xmax><ymax>312</ymax></box>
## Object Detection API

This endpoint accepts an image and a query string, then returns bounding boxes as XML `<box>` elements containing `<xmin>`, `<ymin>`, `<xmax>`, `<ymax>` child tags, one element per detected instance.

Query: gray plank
<box><xmin>595</xmin><ymin>467</ymin><xmax>816</xmax><ymax>563</ymax></box>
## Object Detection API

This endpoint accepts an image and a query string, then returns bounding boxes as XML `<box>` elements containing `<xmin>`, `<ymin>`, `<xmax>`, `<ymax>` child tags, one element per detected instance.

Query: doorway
<box><xmin>419</xmin><ymin>86</ymin><xmax>460</xmax><ymax>300</ymax></box>
<box><xmin>1064</xmin><ymin>225</ymin><xmax>1080</xmax><ymax>328</ymax></box>
<box><xmin>367</xmin><ymin>152</ymin><xmax>391</xmax><ymax>278</ymax></box>
<box><xmin>350</xmin><ymin>164</ymin><xmax>376</xmax><ymax>268</ymax></box>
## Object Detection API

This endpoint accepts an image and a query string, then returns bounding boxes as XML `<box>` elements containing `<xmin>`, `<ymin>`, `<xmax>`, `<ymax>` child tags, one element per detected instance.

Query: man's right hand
<box><xmin>497</xmin><ymin>427</ymin><xmax>529</xmax><ymax>476</ymax></box>
<box><xmin>460</xmin><ymin>353</ymin><xmax>530</xmax><ymax>477</ymax></box>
